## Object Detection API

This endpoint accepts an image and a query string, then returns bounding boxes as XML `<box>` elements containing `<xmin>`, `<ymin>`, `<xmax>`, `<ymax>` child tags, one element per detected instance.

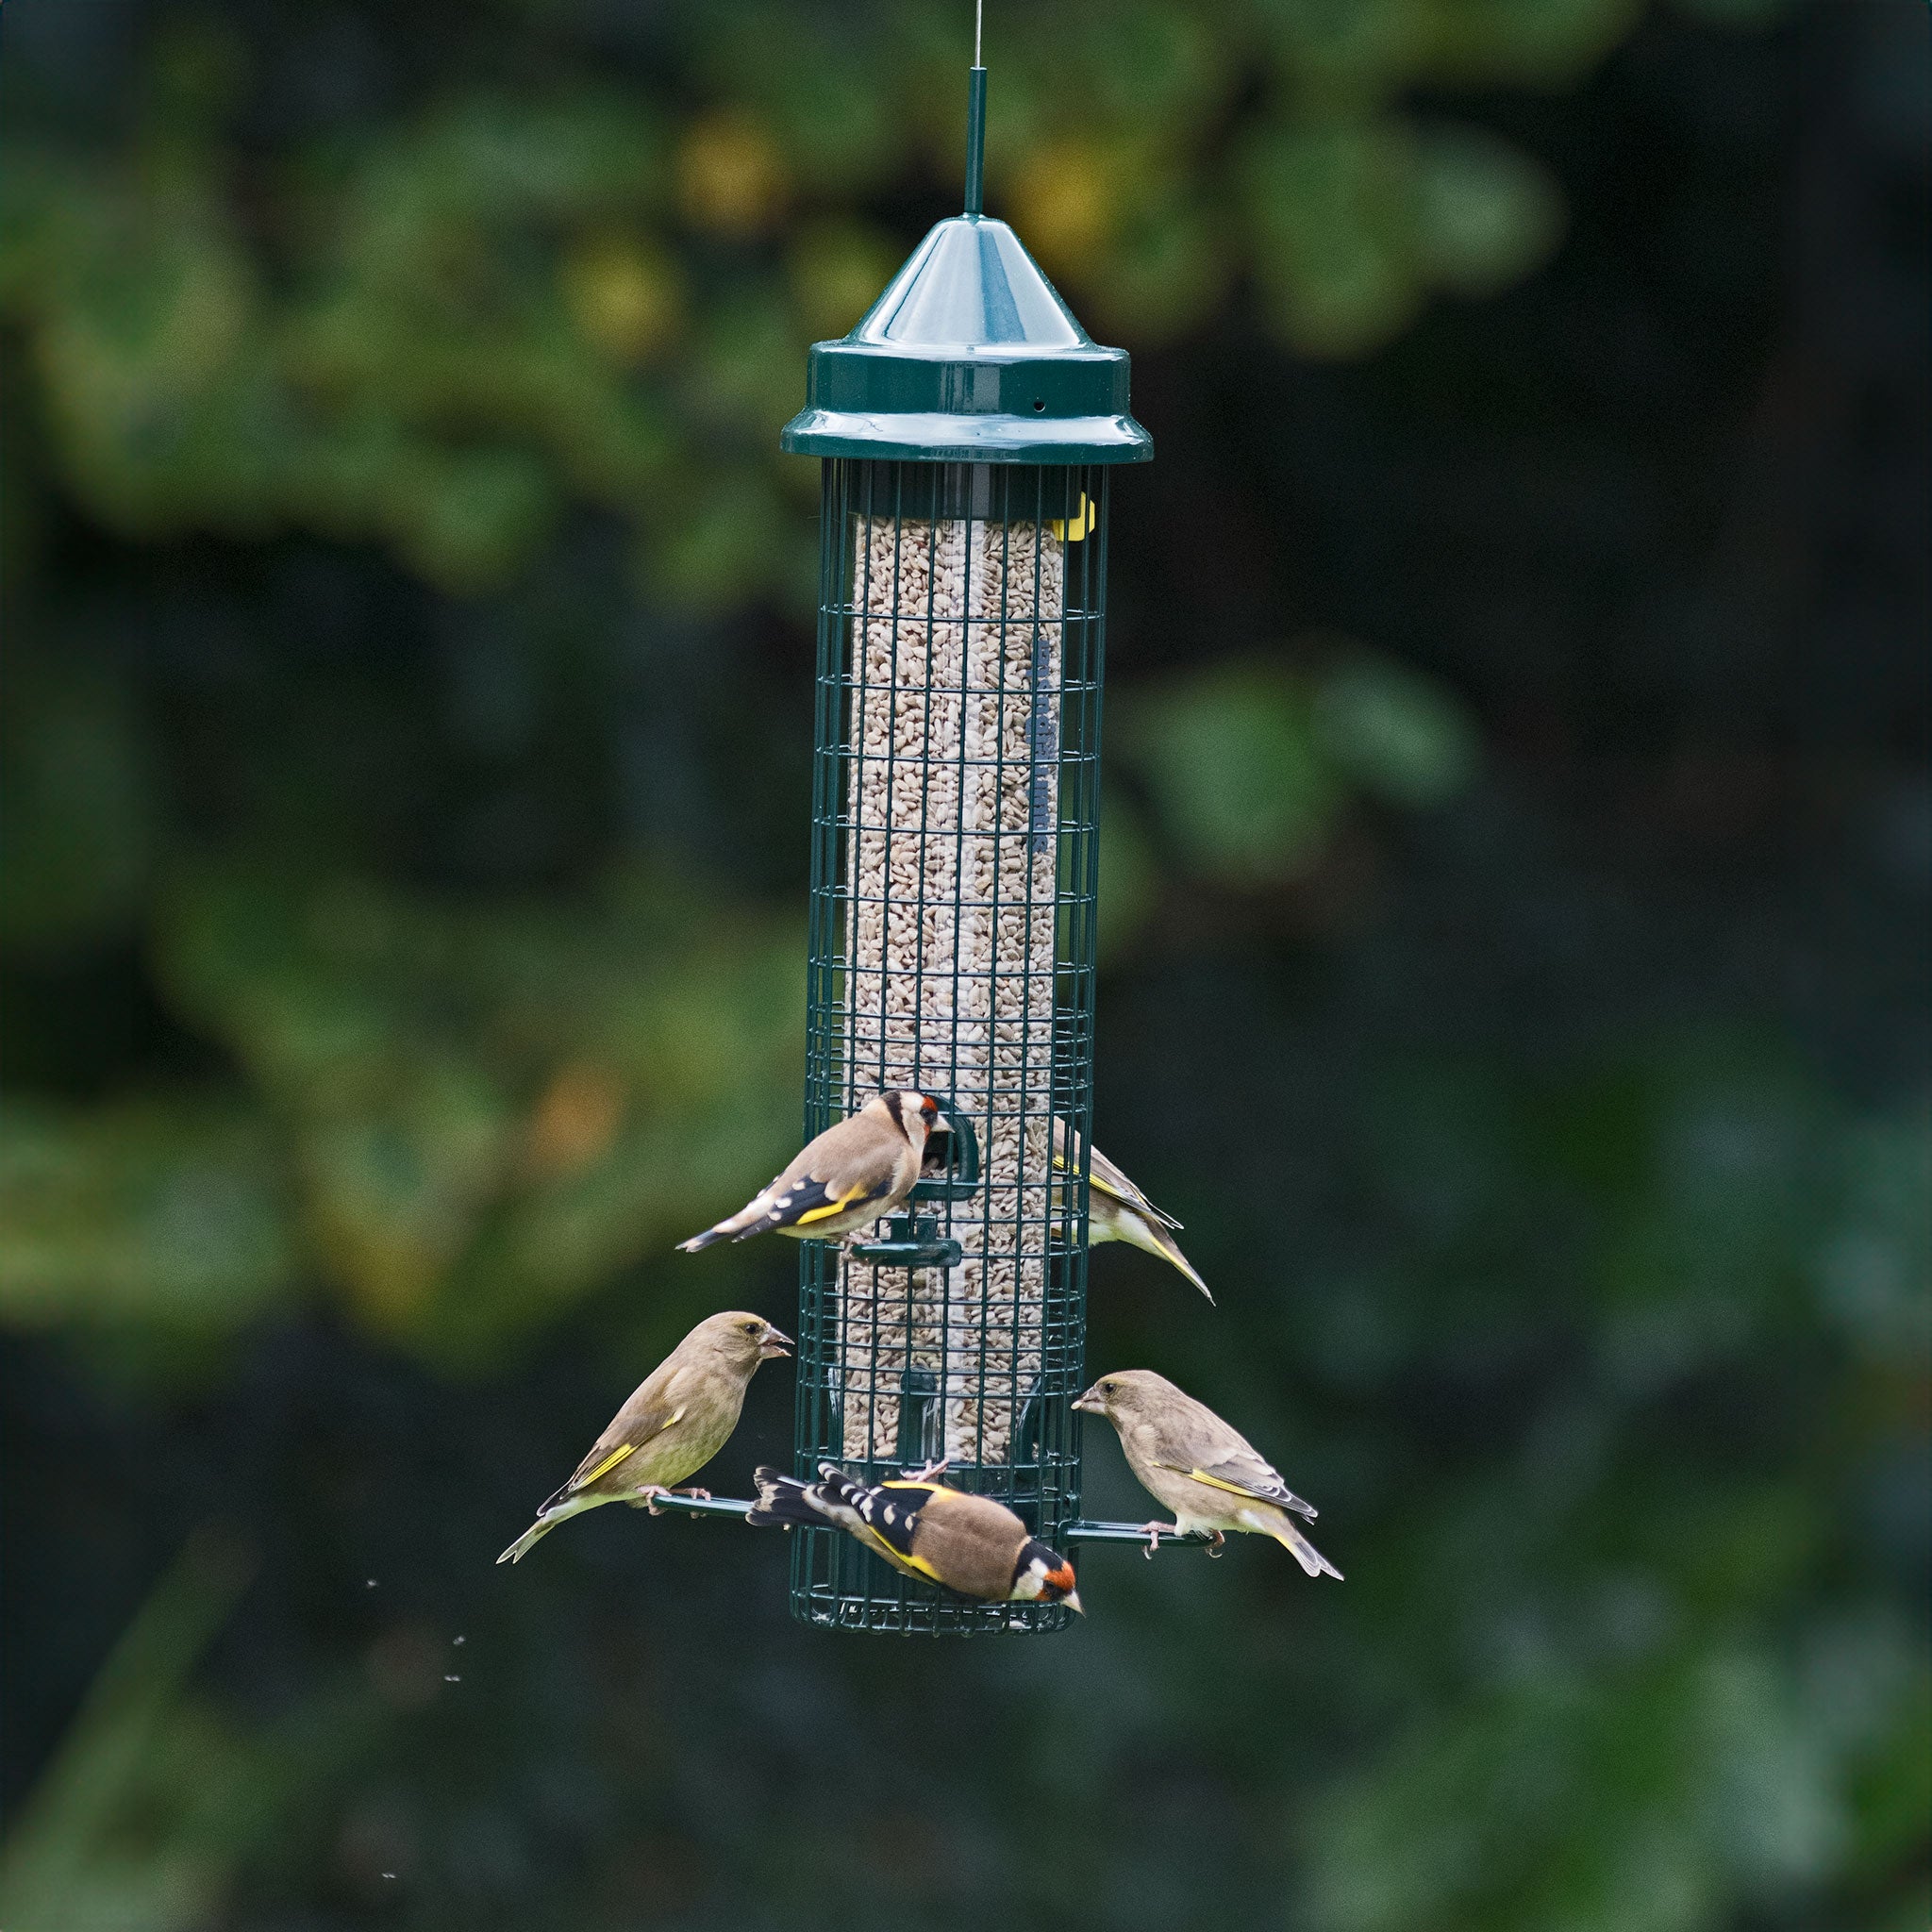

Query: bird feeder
<box><xmin>776</xmin><ymin>60</ymin><xmax>1151</xmax><ymax>1633</ymax></box>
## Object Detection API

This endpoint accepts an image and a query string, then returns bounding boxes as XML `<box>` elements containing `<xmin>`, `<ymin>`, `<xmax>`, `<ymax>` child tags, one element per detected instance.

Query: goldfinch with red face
<box><xmin>1074</xmin><ymin>1370</ymin><xmax>1341</xmax><ymax>1576</ymax></box>
<box><xmin>497</xmin><ymin>1312</ymin><xmax>791</xmax><ymax>1564</ymax></box>
<box><xmin>679</xmin><ymin>1091</ymin><xmax>945</xmax><ymax>1252</ymax></box>
<box><xmin>747</xmin><ymin>1462</ymin><xmax>1082</xmax><ymax>1611</ymax></box>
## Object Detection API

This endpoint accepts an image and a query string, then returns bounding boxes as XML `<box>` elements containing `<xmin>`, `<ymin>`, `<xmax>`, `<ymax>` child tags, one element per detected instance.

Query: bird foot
<box><xmin>1205</xmin><ymin>1530</ymin><xmax>1226</xmax><ymax>1558</ymax></box>
<box><xmin>903</xmin><ymin>1457</ymin><xmax>950</xmax><ymax>1484</ymax></box>
<box><xmin>636</xmin><ymin>1484</ymin><xmax>711</xmax><ymax>1516</ymax></box>
<box><xmin>1141</xmin><ymin>1521</ymin><xmax>1180</xmax><ymax>1559</ymax></box>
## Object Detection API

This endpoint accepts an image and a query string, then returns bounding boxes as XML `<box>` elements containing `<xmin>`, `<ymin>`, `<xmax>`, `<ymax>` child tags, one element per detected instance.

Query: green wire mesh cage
<box><xmin>778</xmin><ymin>64</ymin><xmax>1151</xmax><ymax>1634</ymax></box>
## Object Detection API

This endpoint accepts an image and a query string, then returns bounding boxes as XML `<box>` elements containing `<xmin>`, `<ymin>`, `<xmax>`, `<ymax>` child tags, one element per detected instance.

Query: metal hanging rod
<box><xmin>635</xmin><ymin>1491</ymin><xmax>1220</xmax><ymax>1550</ymax></box>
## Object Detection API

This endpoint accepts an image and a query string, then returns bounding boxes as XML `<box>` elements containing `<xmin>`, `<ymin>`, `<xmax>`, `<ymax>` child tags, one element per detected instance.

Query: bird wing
<box><xmin>565</xmin><ymin>1405</ymin><xmax>684</xmax><ymax>1493</ymax></box>
<box><xmin>764</xmin><ymin>1168</ymin><xmax>899</xmax><ymax>1230</ymax></box>
<box><xmin>1052</xmin><ymin>1118</ymin><xmax>1183</xmax><ymax>1230</ymax></box>
<box><xmin>852</xmin><ymin>1480</ymin><xmax>947</xmax><ymax>1582</ymax></box>
<box><xmin>560</xmin><ymin>1391</ymin><xmax>687</xmax><ymax>1497</ymax></box>
<box><xmin>773</xmin><ymin>1469</ymin><xmax>945</xmax><ymax>1581</ymax></box>
<box><xmin>758</xmin><ymin>1117</ymin><xmax>910</xmax><ymax>1230</ymax></box>
<box><xmin>901</xmin><ymin>1488</ymin><xmax>1031</xmax><ymax>1600</ymax></box>
<box><xmin>1155</xmin><ymin>1450</ymin><xmax>1317</xmax><ymax>1521</ymax></box>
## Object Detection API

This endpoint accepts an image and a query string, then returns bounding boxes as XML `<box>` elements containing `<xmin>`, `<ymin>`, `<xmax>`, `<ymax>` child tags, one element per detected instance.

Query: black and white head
<box><xmin>1009</xmin><ymin>1539</ymin><xmax>1082</xmax><ymax>1613</ymax></box>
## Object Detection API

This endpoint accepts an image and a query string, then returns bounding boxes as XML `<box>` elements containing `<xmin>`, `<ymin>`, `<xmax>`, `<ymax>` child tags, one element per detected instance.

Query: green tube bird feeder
<box><xmin>775</xmin><ymin>53</ymin><xmax>1153</xmax><ymax>1634</ymax></box>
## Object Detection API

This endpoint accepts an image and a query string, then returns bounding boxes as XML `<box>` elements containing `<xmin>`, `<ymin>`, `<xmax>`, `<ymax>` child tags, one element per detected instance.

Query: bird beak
<box><xmin>760</xmin><ymin>1326</ymin><xmax>794</xmax><ymax>1358</ymax></box>
<box><xmin>1072</xmin><ymin>1385</ymin><xmax>1104</xmax><ymax>1414</ymax></box>
<box><xmin>1064</xmin><ymin>1590</ymin><xmax>1084</xmax><ymax>1615</ymax></box>
<box><xmin>929</xmin><ymin>1111</ymin><xmax>950</xmax><ymax>1135</ymax></box>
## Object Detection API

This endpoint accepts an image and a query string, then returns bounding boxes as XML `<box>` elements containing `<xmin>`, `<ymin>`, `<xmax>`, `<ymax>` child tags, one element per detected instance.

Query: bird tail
<box><xmin>1265</xmin><ymin>1513</ymin><xmax>1342</xmax><ymax>1580</ymax></box>
<box><xmin>496</xmin><ymin>1491</ymin><xmax>601</xmax><ymax>1565</ymax></box>
<box><xmin>497</xmin><ymin>1517</ymin><xmax>554</xmax><ymax>1565</ymax></box>
<box><xmin>746</xmin><ymin>1463</ymin><xmax>871</xmax><ymax>1531</ymax></box>
<box><xmin>676</xmin><ymin>1195</ymin><xmax>775</xmax><ymax>1253</ymax></box>
<box><xmin>745</xmin><ymin>1466</ymin><xmax>816</xmax><ymax>1527</ymax></box>
<box><xmin>1120</xmin><ymin>1212</ymin><xmax>1214</xmax><ymax>1304</ymax></box>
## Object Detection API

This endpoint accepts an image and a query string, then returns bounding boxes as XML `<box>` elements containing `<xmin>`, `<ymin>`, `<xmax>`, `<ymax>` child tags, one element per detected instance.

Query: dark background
<box><xmin>1</xmin><ymin>3</ymin><xmax>1926</xmax><ymax>1928</ymax></box>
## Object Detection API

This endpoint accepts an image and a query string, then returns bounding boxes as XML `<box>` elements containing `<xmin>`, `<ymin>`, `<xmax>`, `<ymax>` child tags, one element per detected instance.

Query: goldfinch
<box><xmin>497</xmin><ymin>1311</ymin><xmax>791</xmax><ymax>1564</ymax></box>
<box><xmin>1052</xmin><ymin>1118</ymin><xmax>1211</xmax><ymax>1302</ymax></box>
<box><xmin>1074</xmin><ymin>1370</ymin><xmax>1341</xmax><ymax>1576</ymax></box>
<box><xmin>747</xmin><ymin>1461</ymin><xmax>1082</xmax><ymax>1611</ymax></box>
<box><xmin>678</xmin><ymin>1091</ymin><xmax>945</xmax><ymax>1252</ymax></box>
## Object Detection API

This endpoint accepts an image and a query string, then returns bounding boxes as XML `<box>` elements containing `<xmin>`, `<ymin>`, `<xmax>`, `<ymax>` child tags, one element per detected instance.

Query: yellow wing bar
<box><xmin>1159</xmin><ymin>1462</ymin><xmax>1270</xmax><ymax>1504</ymax></box>
<box><xmin>793</xmin><ymin>1180</ymin><xmax>874</xmax><ymax>1225</ymax></box>
<box><xmin>578</xmin><ymin>1441</ymin><xmax>637</xmax><ymax>1486</ymax></box>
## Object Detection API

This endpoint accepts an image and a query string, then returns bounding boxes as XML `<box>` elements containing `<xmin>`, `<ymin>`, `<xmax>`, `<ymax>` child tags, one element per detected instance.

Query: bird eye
<box><xmin>742</xmin><ymin>1321</ymin><xmax>759</xmax><ymax>1333</ymax></box>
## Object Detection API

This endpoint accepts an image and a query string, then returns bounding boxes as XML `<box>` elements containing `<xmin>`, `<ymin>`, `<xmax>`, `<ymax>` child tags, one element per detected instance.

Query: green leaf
<box><xmin>0</xmin><ymin>1100</ymin><xmax>292</xmax><ymax>1330</ymax></box>
<box><xmin>0</xmin><ymin>1535</ymin><xmax>255</xmax><ymax>1932</ymax></box>
<box><xmin>0</xmin><ymin>656</ymin><xmax>159</xmax><ymax>955</ymax></box>
<box><xmin>1414</xmin><ymin>121</ymin><xmax>1564</xmax><ymax>298</ymax></box>
<box><xmin>150</xmin><ymin>864</ymin><xmax>805</xmax><ymax>1364</ymax></box>
<box><xmin>1312</xmin><ymin>649</ymin><xmax>1480</xmax><ymax>808</ymax></box>
<box><xmin>1128</xmin><ymin>661</ymin><xmax>1342</xmax><ymax>884</ymax></box>
<box><xmin>1240</xmin><ymin>119</ymin><xmax>1423</xmax><ymax>358</ymax></box>
<box><xmin>386</xmin><ymin>444</ymin><xmax>559</xmax><ymax>594</ymax></box>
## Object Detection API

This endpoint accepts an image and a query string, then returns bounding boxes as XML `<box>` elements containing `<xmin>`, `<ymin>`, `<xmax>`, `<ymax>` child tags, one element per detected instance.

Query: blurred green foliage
<box><xmin>1117</xmin><ymin>644</ymin><xmax>1477</xmax><ymax>887</ymax></box>
<box><xmin>1</xmin><ymin>0</ymin><xmax>1578</xmax><ymax>1352</ymax></box>
<box><xmin>0</xmin><ymin>1537</ymin><xmax>302</xmax><ymax>1932</ymax></box>
<box><xmin>1</xmin><ymin>3</ymin><xmax>1924</xmax><ymax>1931</ymax></box>
<box><xmin>0</xmin><ymin>0</ymin><xmax>1774</xmax><ymax>602</ymax></box>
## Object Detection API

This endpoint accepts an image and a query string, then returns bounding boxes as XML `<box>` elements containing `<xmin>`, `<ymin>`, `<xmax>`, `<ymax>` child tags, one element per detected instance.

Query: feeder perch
<box><xmin>776</xmin><ymin>54</ymin><xmax>1154</xmax><ymax>1634</ymax></box>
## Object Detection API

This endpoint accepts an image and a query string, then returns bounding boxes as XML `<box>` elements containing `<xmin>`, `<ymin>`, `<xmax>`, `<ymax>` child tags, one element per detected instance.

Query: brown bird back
<box><xmin>906</xmin><ymin>1489</ymin><xmax>1032</xmax><ymax>1601</ymax></box>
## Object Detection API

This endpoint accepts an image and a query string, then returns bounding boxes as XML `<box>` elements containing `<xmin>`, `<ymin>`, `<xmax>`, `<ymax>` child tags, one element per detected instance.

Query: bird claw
<box><xmin>1205</xmin><ymin>1530</ymin><xmax>1226</xmax><ymax>1558</ymax></box>
<box><xmin>1141</xmin><ymin>1521</ymin><xmax>1185</xmax><ymax>1558</ymax></box>
<box><xmin>903</xmin><ymin>1457</ymin><xmax>950</xmax><ymax>1484</ymax></box>
<box><xmin>636</xmin><ymin>1484</ymin><xmax>711</xmax><ymax>1516</ymax></box>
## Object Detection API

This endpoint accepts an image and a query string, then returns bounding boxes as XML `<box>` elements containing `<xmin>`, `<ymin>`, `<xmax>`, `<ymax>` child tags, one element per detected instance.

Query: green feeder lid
<box><xmin>781</xmin><ymin>67</ymin><xmax>1151</xmax><ymax>466</ymax></box>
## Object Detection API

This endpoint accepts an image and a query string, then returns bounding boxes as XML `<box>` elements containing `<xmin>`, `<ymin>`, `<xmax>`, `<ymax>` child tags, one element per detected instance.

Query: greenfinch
<box><xmin>1074</xmin><ymin>1370</ymin><xmax>1340</xmax><ymax>1576</ymax></box>
<box><xmin>1052</xmin><ymin>1118</ymin><xmax>1211</xmax><ymax>1301</ymax></box>
<box><xmin>917</xmin><ymin>1114</ymin><xmax>1212</xmax><ymax>1298</ymax></box>
<box><xmin>498</xmin><ymin>1311</ymin><xmax>791</xmax><ymax>1564</ymax></box>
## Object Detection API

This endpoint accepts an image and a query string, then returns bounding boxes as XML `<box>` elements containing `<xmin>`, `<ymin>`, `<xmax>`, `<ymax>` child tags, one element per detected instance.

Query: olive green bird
<box><xmin>497</xmin><ymin>1311</ymin><xmax>791</xmax><ymax>1565</ymax></box>
<box><xmin>921</xmin><ymin>1115</ymin><xmax>1210</xmax><ymax>1298</ymax></box>
<box><xmin>1074</xmin><ymin>1369</ymin><xmax>1341</xmax><ymax>1577</ymax></box>
<box><xmin>1051</xmin><ymin>1118</ymin><xmax>1212</xmax><ymax>1302</ymax></box>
